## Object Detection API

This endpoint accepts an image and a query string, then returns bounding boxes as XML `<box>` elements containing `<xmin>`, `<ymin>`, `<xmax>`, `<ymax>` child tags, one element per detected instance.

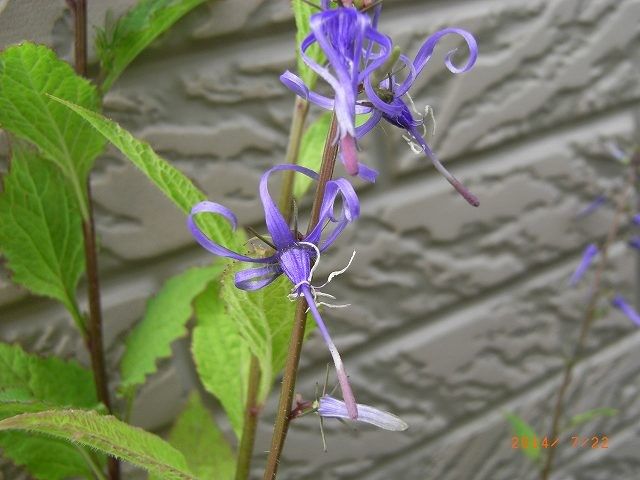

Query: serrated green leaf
<box><xmin>293</xmin><ymin>112</ymin><xmax>332</xmax><ymax>200</ymax></box>
<box><xmin>120</xmin><ymin>264</ymin><xmax>225</xmax><ymax>394</ymax></box>
<box><xmin>97</xmin><ymin>0</ymin><xmax>207</xmax><ymax>92</ymax></box>
<box><xmin>165</xmin><ymin>392</ymin><xmax>235</xmax><ymax>480</ymax></box>
<box><xmin>506</xmin><ymin>413</ymin><xmax>540</xmax><ymax>462</ymax></box>
<box><xmin>0</xmin><ymin>43</ymin><xmax>105</xmax><ymax>217</ymax></box>
<box><xmin>49</xmin><ymin>96</ymin><xmax>241</xmax><ymax>252</ymax></box>
<box><xmin>219</xmin><ymin>263</ymin><xmax>313</xmax><ymax>403</ymax></box>
<box><xmin>0</xmin><ymin>410</ymin><xmax>196</xmax><ymax>480</ymax></box>
<box><xmin>0</xmin><ymin>145</ymin><xmax>84</xmax><ymax>321</ymax></box>
<box><xmin>0</xmin><ymin>343</ymin><xmax>100</xmax><ymax>479</ymax></box>
<box><xmin>192</xmin><ymin>281</ymin><xmax>250</xmax><ymax>439</ymax></box>
<box><xmin>567</xmin><ymin>408</ymin><xmax>618</xmax><ymax>429</ymax></box>
<box><xmin>292</xmin><ymin>0</ymin><xmax>325</xmax><ymax>89</ymax></box>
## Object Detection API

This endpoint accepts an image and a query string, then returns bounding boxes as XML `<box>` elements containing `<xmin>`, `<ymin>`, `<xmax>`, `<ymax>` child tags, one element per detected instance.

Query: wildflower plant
<box><xmin>0</xmin><ymin>1</ymin><xmax>480</xmax><ymax>479</ymax></box>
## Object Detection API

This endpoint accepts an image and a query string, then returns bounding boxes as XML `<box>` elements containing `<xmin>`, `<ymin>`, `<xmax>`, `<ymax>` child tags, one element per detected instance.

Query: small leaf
<box><xmin>165</xmin><ymin>392</ymin><xmax>235</xmax><ymax>480</ymax></box>
<box><xmin>0</xmin><ymin>344</ymin><xmax>100</xmax><ymax>479</ymax></box>
<box><xmin>567</xmin><ymin>408</ymin><xmax>618</xmax><ymax>429</ymax></box>
<box><xmin>0</xmin><ymin>410</ymin><xmax>197</xmax><ymax>480</ymax></box>
<box><xmin>291</xmin><ymin>0</ymin><xmax>325</xmax><ymax>89</ymax></box>
<box><xmin>219</xmin><ymin>263</ymin><xmax>313</xmax><ymax>404</ymax></box>
<box><xmin>192</xmin><ymin>281</ymin><xmax>250</xmax><ymax>439</ymax></box>
<box><xmin>506</xmin><ymin>413</ymin><xmax>540</xmax><ymax>461</ymax></box>
<box><xmin>0</xmin><ymin>144</ymin><xmax>84</xmax><ymax>319</ymax></box>
<box><xmin>120</xmin><ymin>263</ymin><xmax>225</xmax><ymax>394</ymax></box>
<box><xmin>49</xmin><ymin>96</ymin><xmax>240</xmax><ymax>252</ymax></box>
<box><xmin>293</xmin><ymin>112</ymin><xmax>332</xmax><ymax>200</ymax></box>
<box><xmin>0</xmin><ymin>43</ymin><xmax>105</xmax><ymax>216</ymax></box>
<box><xmin>97</xmin><ymin>0</ymin><xmax>207</xmax><ymax>91</ymax></box>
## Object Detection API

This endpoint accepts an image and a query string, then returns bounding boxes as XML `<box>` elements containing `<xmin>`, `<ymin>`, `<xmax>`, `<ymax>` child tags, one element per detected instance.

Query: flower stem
<box><xmin>540</xmin><ymin>155</ymin><xmax>637</xmax><ymax>480</ymax></box>
<box><xmin>278</xmin><ymin>97</ymin><xmax>310</xmax><ymax>223</ymax></box>
<box><xmin>67</xmin><ymin>1</ymin><xmax>119</xmax><ymax>479</ymax></box>
<box><xmin>235</xmin><ymin>355</ymin><xmax>262</xmax><ymax>480</ymax></box>
<box><xmin>263</xmin><ymin>113</ymin><xmax>339</xmax><ymax>480</ymax></box>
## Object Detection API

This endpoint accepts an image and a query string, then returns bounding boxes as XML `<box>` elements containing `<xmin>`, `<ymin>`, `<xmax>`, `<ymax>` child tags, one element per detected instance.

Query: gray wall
<box><xmin>2</xmin><ymin>0</ymin><xmax>640</xmax><ymax>479</ymax></box>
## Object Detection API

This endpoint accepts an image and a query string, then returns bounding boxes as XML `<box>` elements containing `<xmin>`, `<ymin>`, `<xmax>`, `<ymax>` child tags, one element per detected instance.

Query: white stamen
<box><xmin>317</xmin><ymin>251</ymin><xmax>357</xmax><ymax>289</ymax></box>
<box><xmin>298</xmin><ymin>241</ymin><xmax>322</xmax><ymax>282</ymax></box>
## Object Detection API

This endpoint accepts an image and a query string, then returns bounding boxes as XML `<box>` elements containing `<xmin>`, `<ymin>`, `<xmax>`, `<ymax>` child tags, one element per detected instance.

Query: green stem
<box><xmin>278</xmin><ymin>97</ymin><xmax>310</xmax><ymax>222</ymax></box>
<box><xmin>263</xmin><ymin>113</ymin><xmax>339</xmax><ymax>480</ymax></box>
<box><xmin>540</xmin><ymin>156</ymin><xmax>637</xmax><ymax>480</ymax></box>
<box><xmin>234</xmin><ymin>356</ymin><xmax>261</xmax><ymax>480</ymax></box>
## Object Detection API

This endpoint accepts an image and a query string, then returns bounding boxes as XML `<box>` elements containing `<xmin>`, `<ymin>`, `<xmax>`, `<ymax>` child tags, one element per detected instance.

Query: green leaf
<box><xmin>506</xmin><ymin>413</ymin><xmax>540</xmax><ymax>462</ymax></box>
<box><xmin>293</xmin><ymin>112</ymin><xmax>332</xmax><ymax>200</ymax></box>
<box><xmin>0</xmin><ymin>144</ymin><xmax>84</xmax><ymax>321</ymax></box>
<box><xmin>291</xmin><ymin>0</ymin><xmax>325</xmax><ymax>89</ymax></box>
<box><xmin>0</xmin><ymin>410</ymin><xmax>197</xmax><ymax>480</ymax></box>
<box><xmin>0</xmin><ymin>344</ymin><xmax>100</xmax><ymax>479</ymax></box>
<box><xmin>0</xmin><ymin>343</ymin><xmax>96</xmax><ymax>407</ymax></box>
<box><xmin>165</xmin><ymin>392</ymin><xmax>235</xmax><ymax>480</ymax></box>
<box><xmin>49</xmin><ymin>96</ymin><xmax>241</xmax><ymax>252</ymax></box>
<box><xmin>567</xmin><ymin>408</ymin><xmax>618</xmax><ymax>429</ymax></box>
<box><xmin>219</xmin><ymin>263</ymin><xmax>313</xmax><ymax>404</ymax></box>
<box><xmin>192</xmin><ymin>281</ymin><xmax>250</xmax><ymax>439</ymax></box>
<box><xmin>120</xmin><ymin>263</ymin><xmax>224</xmax><ymax>394</ymax></box>
<box><xmin>0</xmin><ymin>43</ymin><xmax>105</xmax><ymax>217</ymax></box>
<box><xmin>97</xmin><ymin>0</ymin><xmax>207</xmax><ymax>92</ymax></box>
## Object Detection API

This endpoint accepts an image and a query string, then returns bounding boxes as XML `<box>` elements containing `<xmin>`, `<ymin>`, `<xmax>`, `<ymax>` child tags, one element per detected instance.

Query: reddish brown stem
<box><xmin>263</xmin><ymin>114</ymin><xmax>339</xmax><ymax>480</ymax></box>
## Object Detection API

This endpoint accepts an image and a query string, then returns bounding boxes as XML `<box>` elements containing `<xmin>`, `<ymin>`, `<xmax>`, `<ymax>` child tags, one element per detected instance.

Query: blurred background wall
<box><xmin>1</xmin><ymin>0</ymin><xmax>640</xmax><ymax>478</ymax></box>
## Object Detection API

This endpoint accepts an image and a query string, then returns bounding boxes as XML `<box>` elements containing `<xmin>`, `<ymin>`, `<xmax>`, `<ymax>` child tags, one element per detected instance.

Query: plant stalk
<box><xmin>263</xmin><ymin>113</ymin><xmax>339</xmax><ymax>480</ymax></box>
<box><xmin>68</xmin><ymin>1</ymin><xmax>120</xmax><ymax>479</ymax></box>
<box><xmin>235</xmin><ymin>355</ymin><xmax>262</xmax><ymax>480</ymax></box>
<box><xmin>540</xmin><ymin>157</ymin><xmax>637</xmax><ymax>480</ymax></box>
<box><xmin>279</xmin><ymin>97</ymin><xmax>310</xmax><ymax>223</ymax></box>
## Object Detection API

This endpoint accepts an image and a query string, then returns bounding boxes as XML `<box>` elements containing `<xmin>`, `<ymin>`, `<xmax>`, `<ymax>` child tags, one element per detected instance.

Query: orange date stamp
<box><xmin>512</xmin><ymin>435</ymin><xmax>609</xmax><ymax>449</ymax></box>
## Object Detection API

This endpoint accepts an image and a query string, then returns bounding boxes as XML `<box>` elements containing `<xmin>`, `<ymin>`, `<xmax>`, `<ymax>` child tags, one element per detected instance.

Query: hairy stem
<box><xmin>235</xmin><ymin>356</ymin><xmax>262</xmax><ymax>480</ymax></box>
<box><xmin>540</xmin><ymin>157</ymin><xmax>637</xmax><ymax>480</ymax></box>
<box><xmin>279</xmin><ymin>97</ymin><xmax>310</xmax><ymax>222</ymax></box>
<box><xmin>67</xmin><ymin>1</ymin><xmax>120</xmax><ymax>479</ymax></box>
<box><xmin>263</xmin><ymin>113</ymin><xmax>339</xmax><ymax>480</ymax></box>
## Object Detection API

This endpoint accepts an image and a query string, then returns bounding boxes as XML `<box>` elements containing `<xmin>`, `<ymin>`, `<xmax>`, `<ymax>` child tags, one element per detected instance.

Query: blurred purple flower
<box><xmin>629</xmin><ymin>237</ymin><xmax>640</xmax><ymax>251</ymax></box>
<box><xmin>317</xmin><ymin>395</ymin><xmax>408</xmax><ymax>431</ymax></box>
<box><xmin>633</xmin><ymin>214</ymin><xmax>640</xmax><ymax>226</ymax></box>
<box><xmin>188</xmin><ymin>164</ymin><xmax>360</xmax><ymax>419</ymax></box>
<box><xmin>612</xmin><ymin>295</ymin><xmax>640</xmax><ymax>327</ymax></box>
<box><xmin>569</xmin><ymin>244</ymin><xmax>598</xmax><ymax>286</ymax></box>
<box><xmin>576</xmin><ymin>195</ymin><xmax>606</xmax><ymax>218</ymax></box>
<box><xmin>281</xmin><ymin>6</ymin><xmax>392</xmax><ymax>180</ymax></box>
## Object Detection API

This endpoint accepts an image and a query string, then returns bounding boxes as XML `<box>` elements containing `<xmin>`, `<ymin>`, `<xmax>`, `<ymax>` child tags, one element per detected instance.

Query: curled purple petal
<box><xmin>234</xmin><ymin>264</ymin><xmax>282</xmax><ymax>291</ymax></box>
<box><xmin>317</xmin><ymin>395</ymin><xmax>408</xmax><ymax>431</ymax></box>
<box><xmin>188</xmin><ymin>202</ymin><xmax>276</xmax><ymax>264</ymax></box>
<box><xmin>259</xmin><ymin>166</ymin><xmax>305</xmax><ymax>249</ymax></box>
<box><xmin>569</xmin><ymin>243</ymin><xmax>599</xmax><ymax>286</ymax></box>
<box><xmin>357</xmin><ymin>162</ymin><xmax>378</xmax><ymax>183</ymax></box>
<box><xmin>306</xmin><ymin>177</ymin><xmax>361</xmax><ymax>249</ymax></box>
<box><xmin>355</xmin><ymin>110</ymin><xmax>383</xmax><ymax>139</ymax></box>
<box><xmin>612</xmin><ymin>295</ymin><xmax>640</xmax><ymax>327</ymax></box>
<box><xmin>302</xmin><ymin>286</ymin><xmax>358</xmax><ymax>419</ymax></box>
<box><xmin>413</xmin><ymin>27</ymin><xmax>478</xmax><ymax>77</ymax></box>
<box><xmin>280</xmin><ymin>71</ymin><xmax>335</xmax><ymax>110</ymax></box>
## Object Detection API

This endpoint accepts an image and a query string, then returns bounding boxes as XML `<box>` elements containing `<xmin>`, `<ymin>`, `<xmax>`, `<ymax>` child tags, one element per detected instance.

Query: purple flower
<box><xmin>569</xmin><ymin>243</ymin><xmax>598</xmax><ymax>286</ymax></box>
<box><xmin>576</xmin><ymin>195</ymin><xmax>606</xmax><ymax>218</ymax></box>
<box><xmin>358</xmin><ymin>28</ymin><xmax>480</xmax><ymax>206</ymax></box>
<box><xmin>188</xmin><ymin>164</ymin><xmax>360</xmax><ymax>419</ymax></box>
<box><xmin>612</xmin><ymin>295</ymin><xmax>640</xmax><ymax>327</ymax></box>
<box><xmin>316</xmin><ymin>395</ymin><xmax>408</xmax><ymax>431</ymax></box>
<box><xmin>629</xmin><ymin>236</ymin><xmax>640</xmax><ymax>251</ymax></box>
<box><xmin>281</xmin><ymin>6</ymin><xmax>392</xmax><ymax>180</ymax></box>
<box><xmin>633</xmin><ymin>214</ymin><xmax>640</xmax><ymax>226</ymax></box>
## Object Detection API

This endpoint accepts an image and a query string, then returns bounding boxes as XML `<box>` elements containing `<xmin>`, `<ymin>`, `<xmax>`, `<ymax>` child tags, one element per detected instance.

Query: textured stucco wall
<box><xmin>2</xmin><ymin>0</ymin><xmax>640</xmax><ymax>479</ymax></box>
